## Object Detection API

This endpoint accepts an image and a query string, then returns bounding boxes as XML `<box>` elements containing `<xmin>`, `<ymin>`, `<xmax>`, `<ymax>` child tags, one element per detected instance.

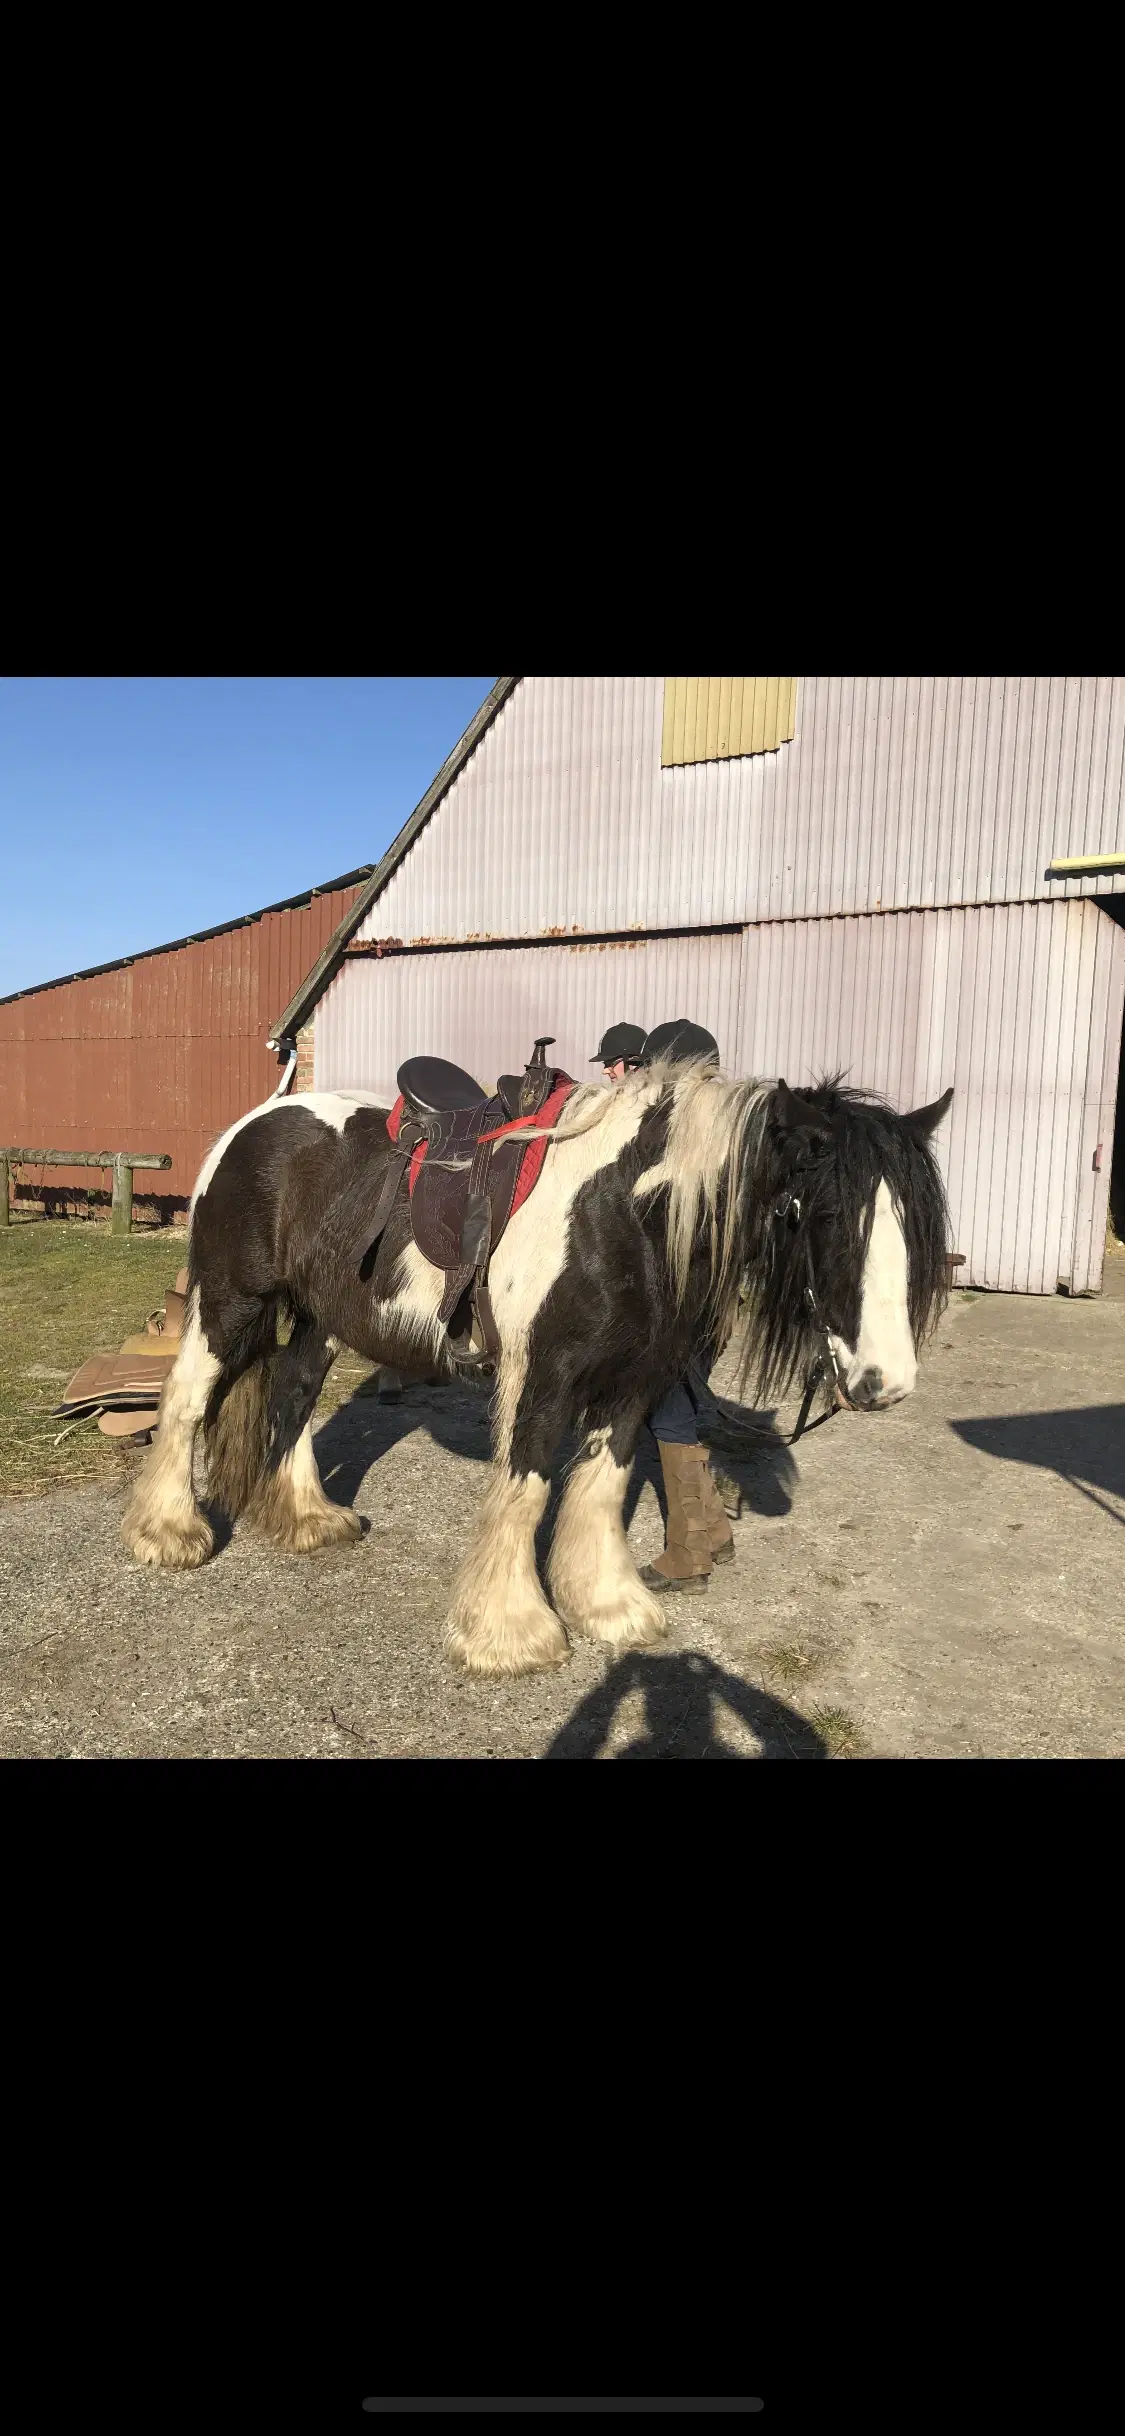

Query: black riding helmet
<box><xmin>638</xmin><ymin>1018</ymin><xmax>720</xmax><ymax>1068</ymax></box>
<box><xmin>591</xmin><ymin>1021</ymin><xmax>647</xmax><ymax>1066</ymax></box>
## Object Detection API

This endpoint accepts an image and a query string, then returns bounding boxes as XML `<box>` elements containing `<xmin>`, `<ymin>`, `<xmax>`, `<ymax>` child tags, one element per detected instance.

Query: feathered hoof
<box><xmin>565</xmin><ymin>1588</ymin><xmax>668</xmax><ymax>1649</ymax></box>
<box><xmin>268</xmin><ymin>1504</ymin><xmax>364</xmax><ymax>1554</ymax></box>
<box><xmin>444</xmin><ymin>1604</ymin><xmax>570</xmax><ymax>1678</ymax></box>
<box><xmin>123</xmin><ymin>1513</ymin><xmax>214</xmax><ymax>1569</ymax></box>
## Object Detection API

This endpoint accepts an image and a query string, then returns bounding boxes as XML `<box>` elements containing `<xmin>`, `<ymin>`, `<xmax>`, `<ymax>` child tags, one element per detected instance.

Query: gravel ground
<box><xmin>2</xmin><ymin>1255</ymin><xmax>1123</xmax><ymax>1759</ymax></box>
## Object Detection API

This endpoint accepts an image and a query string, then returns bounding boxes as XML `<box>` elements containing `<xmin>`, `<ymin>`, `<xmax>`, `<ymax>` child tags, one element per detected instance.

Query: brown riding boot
<box><xmin>697</xmin><ymin>1449</ymin><xmax>737</xmax><ymax>1565</ymax></box>
<box><xmin>640</xmin><ymin>1440</ymin><xmax>714</xmax><ymax>1594</ymax></box>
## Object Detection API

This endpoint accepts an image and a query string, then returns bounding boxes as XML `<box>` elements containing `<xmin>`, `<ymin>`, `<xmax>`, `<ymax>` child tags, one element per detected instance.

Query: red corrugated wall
<box><xmin>0</xmin><ymin>880</ymin><xmax>364</xmax><ymax>1201</ymax></box>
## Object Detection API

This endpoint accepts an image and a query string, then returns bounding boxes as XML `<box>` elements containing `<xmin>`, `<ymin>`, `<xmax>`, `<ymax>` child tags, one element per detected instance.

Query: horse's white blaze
<box><xmin>190</xmin><ymin>1090</ymin><xmax>385</xmax><ymax>1215</ymax></box>
<box><xmin>828</xmin><ymin>1178</ymin><xmax>917</xmax><ymax>1407</ymax></box>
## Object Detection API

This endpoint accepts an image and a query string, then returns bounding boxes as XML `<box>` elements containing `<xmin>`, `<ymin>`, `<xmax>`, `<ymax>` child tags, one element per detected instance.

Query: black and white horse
<box><xmin>122</xmin><ymin>1063</ymin><xmax>952</xmax><ymax>1676</ymax></box>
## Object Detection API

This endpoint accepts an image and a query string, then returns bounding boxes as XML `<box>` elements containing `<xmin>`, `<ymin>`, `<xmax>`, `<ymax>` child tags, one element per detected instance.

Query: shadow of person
<box><xmin>949</xmin><ymin>1404</ymin><xmax>1125</xmax><ymax>1527</ymax></box>
<box><xmin>543</xmin><ymin>1648</ymin><xmax>827</xmax><ymax>1760</ymax></box>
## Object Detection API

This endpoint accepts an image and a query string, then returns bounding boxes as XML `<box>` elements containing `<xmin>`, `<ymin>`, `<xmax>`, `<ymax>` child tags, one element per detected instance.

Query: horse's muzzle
<box><xmin>847</xmin><ymin>1366</ymin><xmax>898</xmax><ymax>1410</ymax></box>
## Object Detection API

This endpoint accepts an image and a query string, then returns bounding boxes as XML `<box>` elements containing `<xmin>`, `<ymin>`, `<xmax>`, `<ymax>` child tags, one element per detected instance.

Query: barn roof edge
<box><xmin>267</xmin><ymin>677</ymin><xmax>522</xmax><ymax>1042</ymax></box>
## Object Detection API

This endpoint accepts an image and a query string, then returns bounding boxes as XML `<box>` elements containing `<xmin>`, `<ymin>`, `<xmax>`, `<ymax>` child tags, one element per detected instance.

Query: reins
<box><xmin>771</xmin><ymin>1176</ymin><xmax>855</xmax><ymax>1443</ymax></box>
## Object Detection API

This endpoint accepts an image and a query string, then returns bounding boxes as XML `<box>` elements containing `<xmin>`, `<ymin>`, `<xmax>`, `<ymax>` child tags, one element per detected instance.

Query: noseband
<box><xmin>772</xmin><ymin>1169</ymin><xmax>856</xmax><ymax>1441</ymax></box>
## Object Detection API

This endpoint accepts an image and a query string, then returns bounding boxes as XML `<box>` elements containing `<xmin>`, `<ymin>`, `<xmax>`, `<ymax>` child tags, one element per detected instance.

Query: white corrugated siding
<box><xmin>354</xmin><ymin>676</ymin><xmax>1125</xmax><ymax>949</ymax></box>
<box><xmin>317</xmin><ymin>899</ymin><xmax>1125</xmax><ymax>1297</ymax></box>
<box><xmin>736</xmin><ymin>899</ymin><xmax>1125</xmax><ymax>1294</ymax></box>
<box><xmin>317</xmin><ymin>931</ymin><xmax>745</xmax><ymax>1103</ymax></box>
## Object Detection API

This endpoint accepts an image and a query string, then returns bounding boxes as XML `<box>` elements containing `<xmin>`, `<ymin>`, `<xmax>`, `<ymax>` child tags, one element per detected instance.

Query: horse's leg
<box><xmin>444</xmin><ymin>1341</ymin><xmax>569</xmax><ymax>1678</ymax></box>
<box><xmin>122</xmin><ymin>1287</ymin><xmax>222</xmax><ymax>1568</ymax></box>
<box><xmin>244</xmin><ymin>1317</ymin><xmax>363</xmax><ymax>1554</ymax></box>
<box><xmin>547</xmin><ymin>1404</ymin><xmax>666</xmax><ymax>1652</ymax></box>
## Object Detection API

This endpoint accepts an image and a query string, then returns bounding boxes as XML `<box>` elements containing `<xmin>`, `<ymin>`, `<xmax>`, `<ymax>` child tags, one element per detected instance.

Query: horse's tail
<box><xmin>201</xmin><ymin>1309</ymin><xmax>280</xmax><ymax>1517</ymax></box>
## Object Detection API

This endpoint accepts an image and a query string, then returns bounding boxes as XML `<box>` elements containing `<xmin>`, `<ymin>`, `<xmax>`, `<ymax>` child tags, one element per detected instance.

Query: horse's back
<box><xmin>190</xmin><ymin>1090</ymin><xmax>387</xmax><ymax>1215</ymax></box>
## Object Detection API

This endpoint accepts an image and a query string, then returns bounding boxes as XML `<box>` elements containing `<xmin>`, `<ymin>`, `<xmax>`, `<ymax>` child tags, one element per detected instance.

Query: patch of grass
<box><xmin>758</xmin><ymin>1633</ymin><xmax>835</xmax><ymax>1689</ymax></box>
<box><xmin>0</xmin><ymin>1223</ymin><xmax>188</xmax><ymax>1499</ymax></box>
<box><xmin>319</xmin><ymin>1357</ymin><xmax>377</xmax><ymax>1414</ymax></box>
<box><xmin>808</xmin><ymin>1704</ymin><xmax>869</xmax><ymax>1758</ymax></box>
<box><xmin>0</xmin><ymin>1221</ymin><xmax>392</xmax><ymax>1499</ymax></box>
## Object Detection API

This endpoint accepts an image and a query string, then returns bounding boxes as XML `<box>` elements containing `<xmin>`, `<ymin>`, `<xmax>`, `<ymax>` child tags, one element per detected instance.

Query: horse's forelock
<box><xmin>804</xmin><ymin>1080</ymin><xmax>950</xmax><ymax>1342</ymax></box>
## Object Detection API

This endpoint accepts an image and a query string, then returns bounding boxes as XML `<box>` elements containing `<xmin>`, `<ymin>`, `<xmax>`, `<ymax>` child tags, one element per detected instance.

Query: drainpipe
<box><xmin>268</xmin><ymin>1037</ymin><xmax>298</xmax><ymax>1097</ymax></box>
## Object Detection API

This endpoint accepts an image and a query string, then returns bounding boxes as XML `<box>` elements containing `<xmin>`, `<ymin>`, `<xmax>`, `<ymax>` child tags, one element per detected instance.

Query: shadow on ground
<box><xmin>312</xmin><ymin>1379</ymin><xmax>493</xmax><ymax>1507</ymax></box>
<box><xmin>544</xmin><ymin>1649</ymin><xmax>827</xmax><ymax>1759</ymax></box>
<box><xmin>950</xmin><ymin>1404</ymin><xmax>1125</xmax><ymax>1528</ymax></box>
<box><xmin>312</xmin><ymin>1380</ymin><xmax>800</xmax><ymax>1566</ymax></box>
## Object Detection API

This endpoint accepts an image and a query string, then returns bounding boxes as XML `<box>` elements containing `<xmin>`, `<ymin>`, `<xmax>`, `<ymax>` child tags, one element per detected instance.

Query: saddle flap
<box><xmin>397</xmin><ymin>1055</ymin><xmax>487</xmax><ymax>1117</ymax></box>
<box><xmin>459</xmin><ymin>1192</ymin><xmax>493</xmax><ymax>1273</ymax></box>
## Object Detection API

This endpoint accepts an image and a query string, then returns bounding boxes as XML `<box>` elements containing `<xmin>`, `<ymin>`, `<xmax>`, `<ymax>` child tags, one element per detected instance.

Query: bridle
<box><xmin>772</xmin><ymin>1166</ymin><xmax>856</xmax><ymax>1443</ymax></box>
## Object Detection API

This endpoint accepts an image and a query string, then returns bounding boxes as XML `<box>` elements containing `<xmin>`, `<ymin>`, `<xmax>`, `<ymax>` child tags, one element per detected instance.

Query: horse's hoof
<box><xmin>123</xmin><ymin>1518</ymin><xmax>214</xmax><ymax>1569</ymax></box>
<box><xmin>711</xmin><ymin>1541</ymin><xmax>736</xmax><ymax>1565</ymax></box>
<box><xmin>562</xmin><ymin>1587</ymin><xmax>667</xmax><ymax>1650</ymax></box>
<box><xmin>274</xmin><ymin>1505</ymin><xmax>364</xmax><ymax>1554</ymax></box>
<box><xmin>444</xmin><ymin>1609</ymin><xmax>570</xmax><ymax>1678</ymax></box>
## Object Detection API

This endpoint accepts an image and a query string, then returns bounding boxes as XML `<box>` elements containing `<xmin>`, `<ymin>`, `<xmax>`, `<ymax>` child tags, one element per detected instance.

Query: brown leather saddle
<box><xmin>355</xmin><ymin>1037</ymin><xmax>575</xmax><ymax>1372</ymax></box>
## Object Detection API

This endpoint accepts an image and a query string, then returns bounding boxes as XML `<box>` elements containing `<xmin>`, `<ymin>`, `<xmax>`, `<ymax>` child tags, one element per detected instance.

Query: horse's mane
<box><xmin>631</xmin><ymin>1065</ymin><xmax>773</xmax><ymax>1340</ymax></box>
<box><xmin>530</xmin><ymin>1060</ymin><xmax>772</xmax><ymax>1342</ymax></box>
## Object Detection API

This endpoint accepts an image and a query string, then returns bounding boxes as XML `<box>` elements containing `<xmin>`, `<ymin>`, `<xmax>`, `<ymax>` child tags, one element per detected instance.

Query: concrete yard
<box><xmin>2</xmin><ymin>1251</ymin><xmax>1123</xmax><ymax>1759</ymax></box>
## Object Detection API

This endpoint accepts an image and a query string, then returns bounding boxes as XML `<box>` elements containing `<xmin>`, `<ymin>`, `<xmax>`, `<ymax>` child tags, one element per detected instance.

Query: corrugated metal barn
<box><xmin>272</xmin><ymin>677</ymin><xmax>1125</xmax><ymax>1295</ymax></box>
<box><xmin>0</xmin><ymin>868</ymin><xmax>373</xmax><ymax>1209</ymax></box>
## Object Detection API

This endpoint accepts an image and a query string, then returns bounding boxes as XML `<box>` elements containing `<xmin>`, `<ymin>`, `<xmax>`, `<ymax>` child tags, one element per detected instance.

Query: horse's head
<box><xmin>741</xmin><ymin>1076</ymin><xmax>954</xmax><ymax>1411</ymax></box>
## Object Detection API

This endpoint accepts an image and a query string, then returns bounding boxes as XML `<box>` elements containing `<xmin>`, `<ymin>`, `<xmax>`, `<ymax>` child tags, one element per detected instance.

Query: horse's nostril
<box><xmin>851</xmin><ymin>1367</ymin><xmax>885</xmax><ymax>1408</ymax></box>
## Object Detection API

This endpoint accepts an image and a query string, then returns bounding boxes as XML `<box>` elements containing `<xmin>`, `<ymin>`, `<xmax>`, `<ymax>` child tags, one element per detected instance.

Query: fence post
<box><xmin>111</xmin><ymin>1156</ymin><xmax>133</xmax><ymax>1237</ymax></box>
<box><xmin>0</xmin><ymin>1155</ymin><xmax>8</xmax><ymax>1227</ymax></box>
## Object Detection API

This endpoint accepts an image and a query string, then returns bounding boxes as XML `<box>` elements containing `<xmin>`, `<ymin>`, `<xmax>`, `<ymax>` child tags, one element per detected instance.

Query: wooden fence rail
<box><xmin>0</xmin><ymin>1151</ymin><xmax>172</xmax><ymax>1236</ymax></box>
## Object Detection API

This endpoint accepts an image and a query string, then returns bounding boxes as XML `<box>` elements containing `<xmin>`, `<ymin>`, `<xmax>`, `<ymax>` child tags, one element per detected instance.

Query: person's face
<box><xmin>604</xmin><ymin>1058</ymin><xmax>626</xmax><ymax>1082</ymax></box>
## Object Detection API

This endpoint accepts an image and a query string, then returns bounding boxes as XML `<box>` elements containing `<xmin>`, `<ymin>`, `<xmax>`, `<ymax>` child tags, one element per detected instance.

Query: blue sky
<box><xmin>0</xmin><ymin>677</ymin><xmax>497</xmax><ymax>999</ymax></box>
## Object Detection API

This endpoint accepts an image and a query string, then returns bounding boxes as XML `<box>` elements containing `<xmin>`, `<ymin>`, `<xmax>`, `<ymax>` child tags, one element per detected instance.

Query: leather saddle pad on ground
<box><xmin>52</xmin><ymin>1269</ymin><xmax>189</xmax><ymax>1436</ymax></box>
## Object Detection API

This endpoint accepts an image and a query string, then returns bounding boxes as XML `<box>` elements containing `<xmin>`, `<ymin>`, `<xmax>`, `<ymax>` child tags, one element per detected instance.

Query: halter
<box><xmin>772</xmin><ymin>1171</ymin><xmax>856</xmax><ymax>1442</ymax></box>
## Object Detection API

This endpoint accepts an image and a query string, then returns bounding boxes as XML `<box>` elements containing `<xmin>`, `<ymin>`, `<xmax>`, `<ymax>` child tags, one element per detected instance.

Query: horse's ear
<box><xmin>904</xmin><ymin>1086</ymin><xmax>953</xmax><ymax>1139</ymax></box>
<box><xmin>774</xmin><ymin>1078</ymin><xmax>827</xmax><ymax>1136</ymax></box>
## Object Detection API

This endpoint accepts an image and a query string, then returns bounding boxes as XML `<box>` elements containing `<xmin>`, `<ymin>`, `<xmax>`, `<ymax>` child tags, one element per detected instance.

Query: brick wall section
<box><xmin>294</xmin><ymin>1022</ymin><xmax>315</xmax><ymax>1092</ymax></box>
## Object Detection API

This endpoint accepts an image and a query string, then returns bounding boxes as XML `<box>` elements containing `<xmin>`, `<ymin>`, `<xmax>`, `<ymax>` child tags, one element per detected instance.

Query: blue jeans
<box><xmin>647</xmin><ymin>1351</ymin><xmax>715</xmax><ymax>1447</ymax></box>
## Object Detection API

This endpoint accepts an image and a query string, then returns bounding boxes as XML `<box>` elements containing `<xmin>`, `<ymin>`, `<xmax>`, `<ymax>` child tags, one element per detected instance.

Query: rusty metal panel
<box><xmin>355</xmin><ymin>676</ymin><xmax>1125</xmax><ymax>951</ymax></box>
<box><xmin>734</xmin><ymin>897</ymin><xmax>1124</xmax><ymax>1295</ymax></box>
<box><xmin>316</xmin><ymin>931</ymin><xmax>747</xmax><ymax>1107</ymax></box>
<box><xmin>0</xmin><ymin>878</ymin><xmax>369</xmax><ymax>1200</ymax></box>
